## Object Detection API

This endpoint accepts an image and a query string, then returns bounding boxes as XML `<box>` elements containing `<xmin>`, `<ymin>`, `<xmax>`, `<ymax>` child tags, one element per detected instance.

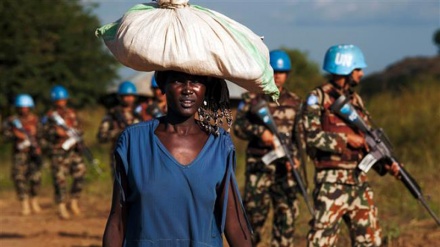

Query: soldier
<box><xmin>97</xmin><ymin>81</ymin><xmax>141</xmax><ymax>175</ymax></box>
<box><xmin>303</xmin><ymin>44</ymin><xmax>399</xmax><ymax>247</ymax></box>
<box><xmin>233</xmin><ymin>50</ymin><xmax>302</xmax><ymax>247</ymax></box>
<box><xmin>137</xmin><ymin>74</ymin><xmax>167</xmax><ymax>121</ymax></box>
<box><xmin>43</xmin><ymin>85</ymin><xmax>86</xmax><ymax>219</ymax></box>
<box><xmin>2</xmin><ymin>94</ymin><xmax>43</xmax><ymax>215</ymax></box>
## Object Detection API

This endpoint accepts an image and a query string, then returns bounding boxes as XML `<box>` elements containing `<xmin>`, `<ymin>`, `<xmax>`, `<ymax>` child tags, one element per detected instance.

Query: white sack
<box><xmin>96</xmin><ymin>0</ymin><xmax>278</xmax><ymax>100</ymax></box>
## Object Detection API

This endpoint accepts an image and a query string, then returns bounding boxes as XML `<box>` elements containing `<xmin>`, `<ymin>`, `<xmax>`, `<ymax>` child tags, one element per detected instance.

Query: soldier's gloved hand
<box><xmin>56</xmin><ymin>126</ymin><xmax>68</xmax><ymax>137</ymax></box>
<box><xmin>385</xmin><ymin>162</ymin><xmax>401</xmax><ymax>179</ymax></box>
<box><xmin>261</xmin><ymin>129</ymin><xmax>274</xmax><ymax>147</ymax></box>
<box><xmin>13</xmin><ymin>129</ymin><xmax>27</xmax><ymax>140</ymax></box>
<box><xmin>285</xmin><ymin>158</ymin><xmax>300</xmax><ymax>172</ymax></box>
<box><xmin>347</xmin><ymin>133</ymin><xmax>365</xmax><ymax>148</ymax></box>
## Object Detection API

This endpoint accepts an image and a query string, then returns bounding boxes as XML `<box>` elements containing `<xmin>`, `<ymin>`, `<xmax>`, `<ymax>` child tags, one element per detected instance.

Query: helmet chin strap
<box><xmin>330</xmin><ymin>75</ymin><xmax>355</xmax><ymax>96</ymax></box>
<box><xmin>344</xmin><ymin>73</ymin><xmax>358</xmax><ymax>95</ymax></box>
<box><xmin>347</xmin><ymin>74</ymin><xmax>358</xmax><ymax>88</ymax></box>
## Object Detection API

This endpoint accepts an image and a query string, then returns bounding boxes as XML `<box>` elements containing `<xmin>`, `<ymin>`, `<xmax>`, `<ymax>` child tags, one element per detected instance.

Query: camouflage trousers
<box><xmin>244</xmin><ymin>157</ymin><xmax>299</xmax><ymax>247</ymax></box>
<box><xmin>307</xmin><ymin>182</ymin><xmax>382</xmax><ymax>247</ymax></box>
<box><xmin>11</xmin><ymin>152</ymin><xmax>42</xmax><ymax>200</ymax></box>
<box><xmin>50</xmin><ymin>149</ymin><xmax>86</xmax><ymax>203</ymax></box>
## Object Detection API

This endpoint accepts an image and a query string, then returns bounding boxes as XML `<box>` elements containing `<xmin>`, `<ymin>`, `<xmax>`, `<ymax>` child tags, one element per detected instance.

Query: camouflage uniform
<box><xmin>303</xmin><ymin>82</ymin><xmax>382</xmax><ymax>247</ymax></box>
<box><xmin>43</xmin><ymin>107</ymin><xmax>86</xmax><ymax>204</ymax></box>
<box><xmin>136</xmin><ymin>98</ymin><xmax>167</xmax><ymax>121</ymax></box>
<box><xmin>2</xmin><ymin>114</ymin><xmax>43</xmax><ymax>201</ymax></box>
<box><xmin>97</xmin><ymin>105</ymin><xmax>141</xmax><ymax>174</ymax></box>
<box><xmin>233</xmin><ymin>88</ymin><xmax>302</xmax><ymax>247</ymax></box>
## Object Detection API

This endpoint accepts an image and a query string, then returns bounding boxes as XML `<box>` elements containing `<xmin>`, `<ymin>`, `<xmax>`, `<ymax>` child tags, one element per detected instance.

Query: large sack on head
<box><xmin>96</xmin><ymin>0</ymin><xmax>278</xmax><ymax>100</ymax></box>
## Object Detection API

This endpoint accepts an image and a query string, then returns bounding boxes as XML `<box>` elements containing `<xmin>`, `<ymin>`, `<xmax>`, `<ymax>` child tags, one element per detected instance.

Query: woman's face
<box><xmin>165</xmin><ymin>72</ymin><xmax>207</xmax><ymax>118</ymax></box>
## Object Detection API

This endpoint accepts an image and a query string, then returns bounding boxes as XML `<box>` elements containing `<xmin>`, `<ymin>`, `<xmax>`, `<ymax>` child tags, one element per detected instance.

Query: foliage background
<box><xmin>0</xmin><ymin>0</ymin><xmax>119</xmax><ymax>114</ymax></box>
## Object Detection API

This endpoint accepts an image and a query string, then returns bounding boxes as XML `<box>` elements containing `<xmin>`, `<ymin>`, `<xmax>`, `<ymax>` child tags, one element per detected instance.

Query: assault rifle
<box><xmin>51</xmin><ymin>112</ymin><xmax>102</xmax><ymax>175</ymax></box>
<box><xmin>251</xmin><ymin>100</ymin><xmax>315</xmax><ymax>217</ymax></box>
<box><xmin>11</xmin><ymin>118</ymin><xmax>43</xmax><ymax>167</ymax></box>
<box><xmin>330</xmin><ymin>95</ymin><xmax>440</xmax><ymax>226</ymax></box>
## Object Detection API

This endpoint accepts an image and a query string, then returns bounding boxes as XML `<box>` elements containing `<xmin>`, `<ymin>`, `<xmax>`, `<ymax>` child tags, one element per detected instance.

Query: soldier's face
<box><xmin>165</xmin><ymin>71</ymin><xmax>206</xmax><ymax>118</ymax></box>
<box><xmin>153</xmin><ymin>88</ymin><xmax>166</xmax><ymax>102</ymax></box>
<box><xmin>121</xmin><ymin>95</ymin><xmax>136</xmax><ymax>106</ymax></box>
<box><xmin>54</xmin><ymin>99</ymin><xmax>68</xmax><ymax>108</ymax></box>
<box><xmin>274</xmin><ymin>71</ymin><xmax>288</xmax><ymax>88</ymax></box>
<box><xmin>351</xmin><ymin>69</ymin><xmax>364</xmax><ymax>84</ymax></box>
<box><xmin>17</xmin><ymin>107</ymin><xmax>30</xmax><ymax>115</ymax></box>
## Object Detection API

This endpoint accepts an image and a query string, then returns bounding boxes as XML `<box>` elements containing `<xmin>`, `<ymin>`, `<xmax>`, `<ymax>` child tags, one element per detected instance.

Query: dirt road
<box><xmin>1</xmin><ymin>191</ymin><xmax>439</xmax><ymax>247</ymax></box>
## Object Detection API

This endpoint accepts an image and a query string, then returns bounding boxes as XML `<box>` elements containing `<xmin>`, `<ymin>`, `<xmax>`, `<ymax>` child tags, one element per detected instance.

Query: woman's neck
<box><xmin>161</xmin><ymin>116</ymin><xmax>201</xmax><ymax>135</ymax></box>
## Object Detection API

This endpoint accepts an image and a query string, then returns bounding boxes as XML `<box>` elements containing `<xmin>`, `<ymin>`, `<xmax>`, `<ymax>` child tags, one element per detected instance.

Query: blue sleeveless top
<box><xmin>114</xmin><ymin>119</ymin><xmax>243</xmax><ymax>247</ymax></box>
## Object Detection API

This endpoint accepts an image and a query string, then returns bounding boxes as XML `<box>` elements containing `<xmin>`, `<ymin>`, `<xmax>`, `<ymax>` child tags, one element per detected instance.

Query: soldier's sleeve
<box><xmin>292</xmin><ymin>105</ymin><xmax>306</xmax><ymax>159</ymax></box>
<box><xmin>71</xmin><ymin>110</ymin><xmax>84</xmax><ymax>136</ymax></box>
<box><xmin>37</xmin><ymin>116</ymin><xmax>50</xmax><ymax>152</ymax></box>
<box><xmin>42</xmin><ymin>113</ymin><xmax>58</xmax><ymax>143</ymax></box>
<box><xmin>35</xmin><ymin>116</ymin><xmax>43</xmax><ymax>146</ymax></box>
<box><xmin>1</xmin><ymin>118</ymin><xmax>14</xmax><ymax>142</ymax></box>
<box><xmin>232</xmin><ymin>94</ymin><xmax>266</xmax><ymax>141</ymax></box>
<box><xmin>97</xmin><ymin>112</ymin><xmax>116</xmax><ymax>143</ymax></box>
<box><xmin>303</xmin><ymin>92</ymin><xmax>347</xmax><ymax>154</ymax></box>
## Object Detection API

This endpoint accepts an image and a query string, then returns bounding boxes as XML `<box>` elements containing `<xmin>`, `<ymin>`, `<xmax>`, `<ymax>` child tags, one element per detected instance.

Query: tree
<box><xmin>433</xmin><ymin>29</ymin><xmax>440</xmax><ymax>55</ymax></box>
<box><xmin>0</xmin><ymin>0</ymin><xmax>119</xmax><ymax>113</ymax></box>
<box><xmin>282</xmin><ymin>48</ymin><xmax>324</xmax><ymax>98</ymax></box>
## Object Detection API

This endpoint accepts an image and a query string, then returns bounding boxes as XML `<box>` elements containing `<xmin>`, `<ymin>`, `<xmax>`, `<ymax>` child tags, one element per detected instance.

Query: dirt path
<box><xmin>1</xmin><ymin>191</ymin><xmax>439</xmax><ymax>247</ymax></box>
<box><xmin>0</xmin><ymin>193</ymin><xmax>107</xmax><ymax>247</ymax></box>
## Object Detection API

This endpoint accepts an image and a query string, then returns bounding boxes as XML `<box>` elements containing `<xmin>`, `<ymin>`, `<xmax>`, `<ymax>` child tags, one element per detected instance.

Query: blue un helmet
<box><xmin>50</xmin><ymin>85</ymin><xmax>69</xmax><ymax>101</ymax></box>
<box><xmin>118</xmin><ymin>81</ymin><xmax>137</xmax><ymax>95</ymax></box>
<box><xmin>323</xmin><ymin>44</ymin><xmax>367</xmax><ymax>75</ymax></box>
<box><xmin>15</xmin><ymin>94</ymin><xmax>35</xmax><ymax>108</ymax></box>
<box><xmin>151</xmin><ymin>74</ymin><xmax>159</xmax><ymax>89</ymax></box>
<box><xmin>269</xmin><ymin>50</ymin><xmax>292</xmax><ymax>72</ymax></box>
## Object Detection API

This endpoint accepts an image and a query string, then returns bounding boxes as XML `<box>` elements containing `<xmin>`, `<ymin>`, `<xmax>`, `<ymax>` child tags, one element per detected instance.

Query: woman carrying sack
<box><xmin>97</xmin><ymin>1</ymin><xmax>278</xmax><ymax>246</ymax></box>
<box><xmin>104</xmin><ymin>71</ymin><xmax>251</xmax><ymax>246</ymax></box>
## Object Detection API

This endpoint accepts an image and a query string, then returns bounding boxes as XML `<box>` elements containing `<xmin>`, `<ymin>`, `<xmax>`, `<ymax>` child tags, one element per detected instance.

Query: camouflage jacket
<box><xmin>303</xmin><ymin>82</ymin><xmax>372</xmax><ymax>177</ymax></box>
<box><xmin>2</xmin><ymin>113</ymin><xmax>42</xmax><ymax>153</ymax></box>
<box><xmin>136</xmin><ymin>99</ymin><xmax>167</xmax><ymax>121</ymax></box>
<box><xmin>97</xmin><ymin>105</ymin><xmax>141</xmax><ymax>144</ymax></box>
<box><xmin>233</xmin><ymin>88</ymin><xmax>302</xmax><ymax>159</ymax></box>
<box><xmin>43</xmin><ymin>107</ymin><xmax>83</xmax><ymax>151</ymax></box>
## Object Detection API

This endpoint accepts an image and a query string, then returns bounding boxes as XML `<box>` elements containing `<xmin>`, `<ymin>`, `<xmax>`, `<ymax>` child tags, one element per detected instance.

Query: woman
<box><xmin>103</xmin><ymin>71</ymin><xmax>252</xmax><ymax>247</ymax></box>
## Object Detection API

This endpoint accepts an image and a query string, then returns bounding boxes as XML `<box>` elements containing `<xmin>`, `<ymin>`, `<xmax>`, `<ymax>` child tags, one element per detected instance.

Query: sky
<box><xmin>87</xmin><ymin>0</ymin><xmax>440</xmax><ymax>79</ymax></box>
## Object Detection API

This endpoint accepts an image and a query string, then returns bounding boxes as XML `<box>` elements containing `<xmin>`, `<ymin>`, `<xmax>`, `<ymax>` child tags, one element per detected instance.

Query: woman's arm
<box><xmin>103</xmin><ymin>156</ymin><xmax>128</xmax><ymax>247</ymax></box>
<box><xmin>224</xmin><ymin>179</ymin><xmax>252</xmax><ymax>247</ymax></box>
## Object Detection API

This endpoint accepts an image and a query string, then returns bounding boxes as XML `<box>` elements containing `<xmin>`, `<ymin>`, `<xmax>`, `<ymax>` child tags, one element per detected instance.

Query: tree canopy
<box><xmin>282</xmin><ymin>48</ymin><xmax>324</xmax><ymax>98</ymax></box>
<box><xmin>0</xmin><ymin>0</ymin><xmax>119</xmax><ymax>113</ymax></box>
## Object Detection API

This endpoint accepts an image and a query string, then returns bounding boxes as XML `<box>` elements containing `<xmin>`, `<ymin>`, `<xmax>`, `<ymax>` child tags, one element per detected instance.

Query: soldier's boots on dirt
<box><xmin>58</xmin><ymin>203</ymin><xmax>70</xmax><ymax>220</ymax></box>
<box><xmin>21</xmin><ymin>197</ymin><xmax>31</xmax><ymax>216</ymax></box>
<box><xmin>70</xmin><ymin>199</ymin><xmax>81</xmax><ymax>216</ymax></box>
<box><xmin>30</xmin><ymin>197</ymin><xmax>42</xmax><ymax>213</ymax></box>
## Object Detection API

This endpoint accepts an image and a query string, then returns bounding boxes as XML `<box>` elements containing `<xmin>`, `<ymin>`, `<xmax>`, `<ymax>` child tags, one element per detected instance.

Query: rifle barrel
<box><xmin>399</xmin><ymin>166</ymin><xmax>440</xmax><ymax>226</ymax></box>
<box><xmin>277</xmin><ymin>134</ymin><xmax>315</xmax><ymax>217</ymax></box>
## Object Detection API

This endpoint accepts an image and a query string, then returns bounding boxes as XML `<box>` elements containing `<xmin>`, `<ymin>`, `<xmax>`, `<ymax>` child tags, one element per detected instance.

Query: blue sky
<box><xmin>87</xmin><ymin>0</ymin><xmax>439</xmax><ymax>79</ymax></box>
